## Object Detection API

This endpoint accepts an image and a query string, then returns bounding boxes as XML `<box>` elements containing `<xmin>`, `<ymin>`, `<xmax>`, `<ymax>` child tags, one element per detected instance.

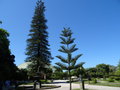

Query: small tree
<box><xmin>115</xmin><ymin>60</ymin><xmax>120</xmax><ymax>75</ymax></box>
<box><xmin>52</xmin><ymin>68</ymin><xmax>64</xmax><ymax>79</ymax></box>
<box><xmin>55</xmin><ymin>28</ymin><xmax>84</xmax><ymax>90</ymax></box>
<box><xmin>96</xmin><ymin>64</ymin><xmax>110</xmax><ymax>79</ymax></box>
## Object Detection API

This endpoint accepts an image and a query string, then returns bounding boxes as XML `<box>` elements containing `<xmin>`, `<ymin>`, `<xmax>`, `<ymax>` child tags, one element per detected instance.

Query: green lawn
<box><xmin>21</xmin><ymin>82</ymin><xmax>33</xmax><ymax>85</ymax></box>
<box><xmin>20</xmin><ymin>80</ymin><xmax>51</xmax><ymax>85</ymax></box>
<box><xmin>73</xmin><ymin>89</ymin><xmax>94</xmax><ymax>90</ymax></box>
<box><xmin>89</xmin><ymin>82</ymin><xmax>120</xmax><ymax>87</ymax></box>
<box><xmin>73</xmin><ymin>80</ymin><xmax>120</xmax><ymax>87</ymax></box>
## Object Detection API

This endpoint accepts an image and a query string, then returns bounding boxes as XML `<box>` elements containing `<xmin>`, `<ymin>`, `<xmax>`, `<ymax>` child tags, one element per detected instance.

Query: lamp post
<box><xmin>79</xmin><ymin>67</ymin><xmax>85</xmax><ymax>90</ymax></box>
<box><xmin>33</xmin><ymin>66</ymin><xmax>41</xmax><ymax>90</ymax></box>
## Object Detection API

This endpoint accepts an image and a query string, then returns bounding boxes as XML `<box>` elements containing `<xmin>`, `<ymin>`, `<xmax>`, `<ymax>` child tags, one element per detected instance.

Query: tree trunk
<box><xmin>69</xmin><ymin>70</ymin><xmax>72</xmax><ymax>90</ymax></box>
<box><xmin>39</xmin><ymin>80</ymin><xmax>41</xmax><ymax>88</ymax></box>
<box><xmin>70</xmin><ymin>76</ymin><xmax>72</xmax><ymax>90</ymax></box>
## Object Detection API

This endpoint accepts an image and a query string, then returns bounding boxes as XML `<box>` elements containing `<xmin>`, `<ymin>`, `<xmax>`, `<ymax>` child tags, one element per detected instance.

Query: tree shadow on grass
<box><xmin>52</xmin><ymin>82</ymin><xmax>68</xmax><ymax>84</ymax></box>
<box><xmin>42</xmin><ymin>85</ymin><xmax>61</xmax><ymax>89</ymax></box>
<box><xmin>17</xmin><ymin>85</ymin><xmax>61</xmax><ymax>90</ymax></box>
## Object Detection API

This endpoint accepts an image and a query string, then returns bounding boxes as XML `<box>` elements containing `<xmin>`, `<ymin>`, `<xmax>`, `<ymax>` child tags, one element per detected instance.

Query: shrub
<box><xmin>114</xmin><ymin>77</ymin><xmax>120</xmax><ymax>81</ymax></box>
<box><xmin>92</xmin><ymin>78</ymin><xmax>97</xmax><ymax>84</ymax></box>
<box><xmin>109</xmin><ymin>76</ymin><xmax>114</xmax><ymax>79</ymax></box>
<box><xmin>107</xmin><ymin>78</ymin><xmax>114</xmax><ymax>82</ymax></box>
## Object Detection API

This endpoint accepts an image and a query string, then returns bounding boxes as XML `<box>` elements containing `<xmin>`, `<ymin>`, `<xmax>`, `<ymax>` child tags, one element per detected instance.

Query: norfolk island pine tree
<box><xmin>25</xmin><ymin>0</ymin><xmax>52</xmax><ymax>87</ymax></box>
<box><xmin>55</xmin><ymin>28</ymin><xmax>85</xmax><ymax>90</ymax></box>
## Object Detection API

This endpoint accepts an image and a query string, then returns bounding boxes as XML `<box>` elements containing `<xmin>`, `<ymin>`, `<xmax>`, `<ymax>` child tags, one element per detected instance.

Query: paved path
<box><xmin>45</xmin><ymin>83</ymin><xmax>120</xmax><ymax>90</ymax></box>
<box><xmin>45</xmin><ymin>80</ymin><xmax>120</xmax><ymax>90</ymax></box>
<box><xmin>19</xmin><ymin>80</ymin><xmax>120</xmax><ymax>90</ymax></box>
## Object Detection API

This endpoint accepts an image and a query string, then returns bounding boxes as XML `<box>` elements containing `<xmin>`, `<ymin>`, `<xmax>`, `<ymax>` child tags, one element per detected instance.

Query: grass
<box><xmin>21</xmin><ymin>82</ymin><xmax>33</xmax><ymax>85</ymax></box>
<box><xmin>73</xmin><ymin>89</ymin><xmax>94</xmax><ymax>90</ymax></box>
<box><xmin>42</xmin><ymin>85</ymin><xmax>61</xmax><ymax>88</ymax></box>
<box><xmin>17</xmin><ymin>84</ymin><xmax>60</xmax><ymax>90</ymax></box>
<box><xmin>89</xmin><ymin>82</ymin><xmax>120</xmax><ymax>87</ymax></box>
<box><xmin>20</xmin><ymin>80</ymin><xmax>51</xmax><ymax>85</ymax></box>
<box><xmin>73</xmin><ymin>80</ymin><xmax>120</xmax><ymax>87</ymax></box>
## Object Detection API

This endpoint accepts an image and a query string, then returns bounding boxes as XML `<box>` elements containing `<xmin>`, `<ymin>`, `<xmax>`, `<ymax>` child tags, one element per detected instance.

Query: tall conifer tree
<box><xmin>55</xmin><ymin>28</ymin><xmax>84</xmax><ymax>90</ymax></box>
<box><xmin>26</xmin><ymin>0</ymin><xmax>51</xmax><ymax>77</ymax></box>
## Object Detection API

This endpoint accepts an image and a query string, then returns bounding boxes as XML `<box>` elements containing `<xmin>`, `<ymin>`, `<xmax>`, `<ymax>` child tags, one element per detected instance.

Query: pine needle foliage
<box><xmin>26</xmin><ymin>0</ymin><xmax>51</xmax><ymax>76</ymax></box>
<box><xmin>55</xmin><ymin>28</ymin><xmax>84</xmax><ymax>90</ymax></box>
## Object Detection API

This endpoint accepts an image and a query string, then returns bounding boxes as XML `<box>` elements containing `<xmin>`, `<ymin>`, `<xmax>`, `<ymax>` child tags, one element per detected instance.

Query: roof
<box><xmin>17</xmin><ymin>62</ymin><xmax>55</xmax><ymax>71</ymax></box>
<box><xmin>18</xmin><ymin>62</ymin><xmax>31</xmax><ymax>69</ymax></box>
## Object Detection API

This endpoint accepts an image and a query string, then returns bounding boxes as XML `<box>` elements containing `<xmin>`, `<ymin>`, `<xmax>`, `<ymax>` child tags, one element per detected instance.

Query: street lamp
<box><xmin>33</xmin><ymin>66</ymin><xmax>41</xmax><ymax>90</ymax></box>
<box><xmin>79</xmin><ymin>67</ymin><xmax>85</xmax><ymax>90</ymax></box>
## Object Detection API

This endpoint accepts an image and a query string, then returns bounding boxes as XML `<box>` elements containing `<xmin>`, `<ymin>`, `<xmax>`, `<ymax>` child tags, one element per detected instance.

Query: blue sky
<box><xmin>0</xmin><ymin>0</ymin><xmax>120</xmax><ymax>68</ymax></box>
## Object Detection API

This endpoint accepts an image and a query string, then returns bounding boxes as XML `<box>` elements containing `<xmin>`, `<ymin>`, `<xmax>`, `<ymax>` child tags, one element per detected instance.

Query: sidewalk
<box><xmin>19</xmin><ymin>80</ymin><xmax>120</xmax><ymax>90</ymax></box>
